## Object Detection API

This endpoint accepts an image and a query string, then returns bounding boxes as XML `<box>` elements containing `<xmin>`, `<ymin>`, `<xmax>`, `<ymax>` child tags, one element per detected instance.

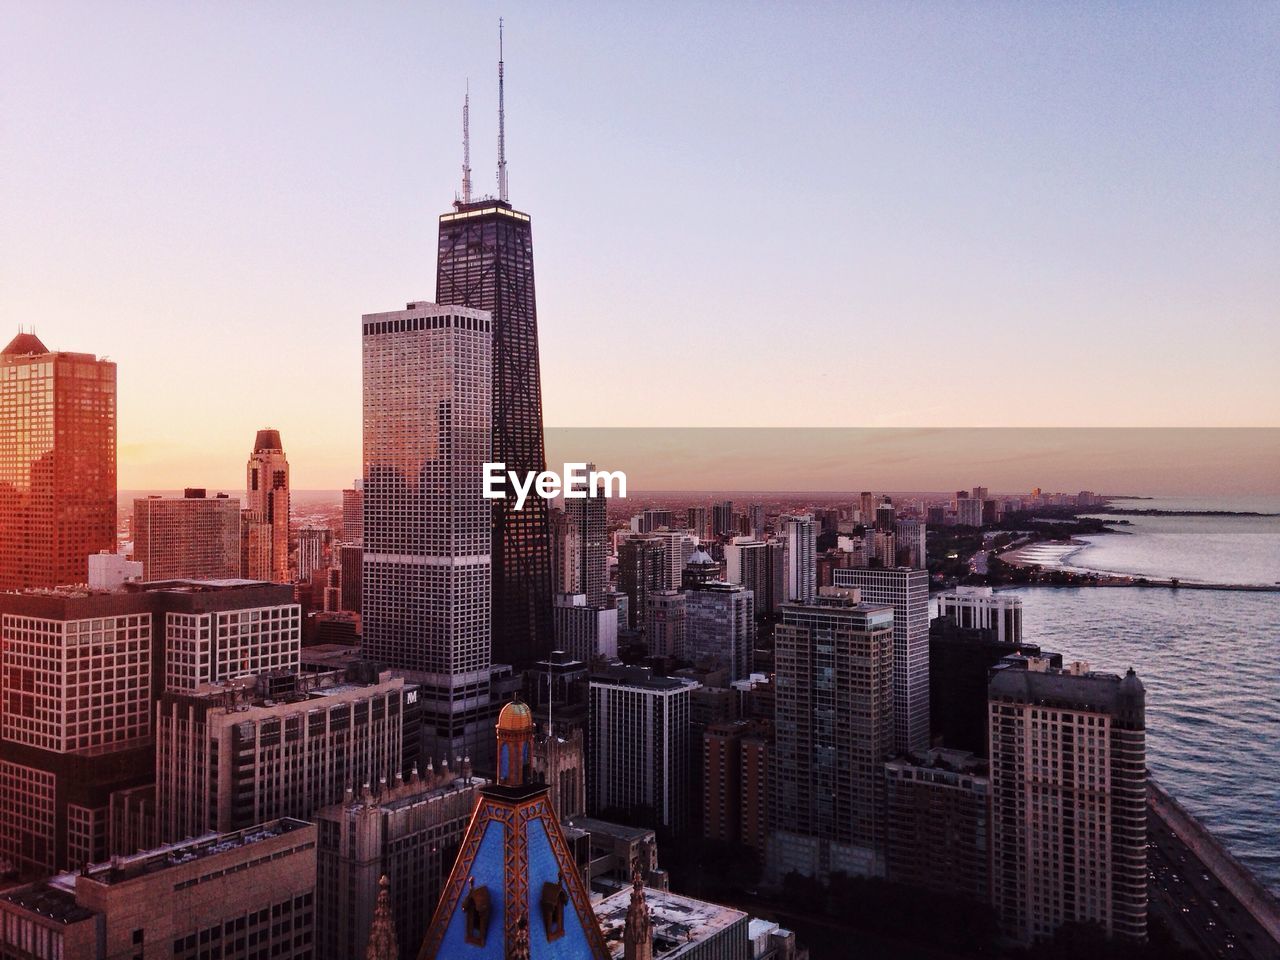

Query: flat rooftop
<box><xmin>595</xmin><ymin>885</ymin><xmax>747</xmax><ymax>959</ymax></box>
<box><xmin>49</xmin><ymin>818</ymin><xmax>311</xmax><ymax>890</ymax></box>
<box><xmin>564</xmin><ymin>817</ymin><xmax>655</xmax><ymax>844</ymax></box>
<box><xmin>0</xmin><ymin>884</ymin><xmax>95</xmax><ymax>924</ymax></box>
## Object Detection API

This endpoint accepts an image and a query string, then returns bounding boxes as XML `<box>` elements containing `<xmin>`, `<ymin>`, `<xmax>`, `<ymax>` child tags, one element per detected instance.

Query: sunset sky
<box><xmin>3</xmin><ymin>3</ymin><xmax>1277</xmax><ymax>490</ymax></box>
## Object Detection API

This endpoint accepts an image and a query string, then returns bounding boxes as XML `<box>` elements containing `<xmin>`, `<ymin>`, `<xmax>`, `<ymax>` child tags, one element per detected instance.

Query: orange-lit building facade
<box><xmin>0</xmin><ymin>332</ymin><xmax>116</xmax><ymax>591</ymax></box>
<box><xmin>243</xmin><ymin>428</ymin><xmax>291</xmax><ymax>583</ymax></box>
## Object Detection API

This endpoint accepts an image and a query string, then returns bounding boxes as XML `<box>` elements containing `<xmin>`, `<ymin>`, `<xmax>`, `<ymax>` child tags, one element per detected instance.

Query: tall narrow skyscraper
<box><xmin>435</xmin><ymin>39</ymin><xmax>552</xmax><ymax>670</ymax></box>
<box><xmin>362</xmin><ymin>300</ymin><xmax>494</xmax><ymax>763</ymax></box>
<box><xmin>833</xmin><ymin>566</ymin><xmax>931</xmax><ymax>753</ymax></box>
<box><xmin>243</xmin><ymin>428</ymin><xmax>291</xmax><ymax>582</ymax></box>
<box><xmin>0</xmin><ymin>332</ymin><xmax>116</xmax><ymax>590</ymax></box>
<box><xmin>565</xmin><ymin>463</ymin><xmax>608</xmax><ymax>606</ymax></box>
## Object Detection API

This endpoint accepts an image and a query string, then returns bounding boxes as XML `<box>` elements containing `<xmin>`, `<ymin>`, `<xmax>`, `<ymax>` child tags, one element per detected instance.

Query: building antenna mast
<box><xmin>497</xmin><ymin>17</ymin><xmax>508</xmax><ymax>202</ymax></box>
<box><xmin>461</xmin><ymin>79</ymin><xmax>472</xmax><ymax>204</ymax></box>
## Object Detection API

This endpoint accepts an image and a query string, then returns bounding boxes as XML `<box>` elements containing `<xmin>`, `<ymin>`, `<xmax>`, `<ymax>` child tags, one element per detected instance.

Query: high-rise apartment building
<box><xmin>314</xmin><ymin>769</ymin><xmax>484</xmax><ymax>960</ymax></box>
<box><xmin>653</xmin><ymin>528</ymin><xmax>695</xmax><ymax>591</ymax></box>
<box><xmin>617</xmin><ymin>536</ymin><xmax>667</xmax><ymax>635</ymax></box>
<box><xmin>296</xmin><ymin>525</ymin><xmax>328</xmax><ymax>583</ymax></box>
<box><xmin>711</xmin><ymin>500</ymin><xmax>734</xmax><ymax>539</ymax></box>
<box><xmin>937</xmin><ymin>585</ymin><xmax>1023</xmax><ymax>644</ymax></box>
<box><xmin>929</xmin><ymin>618</ymin><xmax>1059</xmax><ymax>756</ymax></box>
<box><xmin>988</xmin><ymin>660</ymin><xmax>1147</xmax><ymax>944</ymax></box>
<box><xmin>156</xmin><ymin>666</ymin><xmax>419</xmax><ymax>842</ymax></box>
<box><xmin>770</xmin><ymin>588</ymin><xmax>894</xmax><ymax>880</ymax></box>
<box><xmin>133</xmin><ymin>491</ymin><xmax>240</xmax><ymax>582</ymax></box>
<box><xmin>243</xmin><ymin>429</ymin><xmax>291</xmax><ymax>583</ymax></box>
<box><xmin>564</xmin><ymin>464</ymin><xmax>608</xmax><ymax>606</ymax></box>
<box><xmin>361</xmin><ymin>301</ymin><xmax>494</xmax><ymax>763</ymax></box>
<box><xmin>0</xmin><ymin>332</ymin><xmax>116</xmax><ymax>591</ymax></box>
<box><xmin>0</xmin><ymin>819</ymin><xmax>316</xmax><ymax>960</ymax></box>
<box><xmin>684</xmin><ymin>582</ymin><xmax>755</xmax><ymax>681</ymax></box>
<box><xmin>832</xmin><ymin>566</ymin><xmax>931</xmax><ymax>753</ymax></box>
<box><xmin>724</xmin><ymin>537</ymin><xmax>785</xmax><ymax>616</ymax></box>
<box><xmin>589</xmin><ymin>666</ymin><xmax>698</xmax><ymax>832</ymax></box>
<box><xmin>702</xmin><ymin>718</ymin><xmax>771</xmax><ymax>850</ymax></box>
<box><xmin>341</xmin><ymin>480</ymin><xmax>363</xmax><ymax>543</ymax></box>
<box><xmin>338</xmin><ymin>542</ymin><xmax>362</xmax><ymax>614</ymax></box>
<box><xmin>645</xmin><ymin>590</ymin><xmax>687</xmax><ymax>659</ymax></box>
<box><xmin>884</xmin><ymin>748</ymin><xmax>990</xmax><ymax>902</ymax></box>
<box><xmin>955</xmin><ymin>496</ymin><xmax>984</xmax><ymax>527</ymax></box>
<box><xmin>437</xmin><ymin>190</ymin><xmax>552</xmax><ymax>670</ymax></box>
<box><xmin>858</xmin><ymin>492</ymin><xmax>878</xmax><ymax>526</ymax></box>
<box><xmin>779</xmin><ymin>515</ymin><xmax>816</xmax><ymax>603</ymax></box>
<box><xmin>686</xmin><ymin>506</ymin><xmax>708</xmax><ymax>540</ymax></box>
<box><xmin>893</xmin><ymin>517</ymin><xmax>927</xmax><ymax>568</ymax></box>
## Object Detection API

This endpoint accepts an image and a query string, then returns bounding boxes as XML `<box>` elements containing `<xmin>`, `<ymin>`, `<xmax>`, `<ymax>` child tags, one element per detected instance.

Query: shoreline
<box><xmin>994</xmin><ymin>539</ymin><xmax>1280</xmax><ymax>593</ymax></box>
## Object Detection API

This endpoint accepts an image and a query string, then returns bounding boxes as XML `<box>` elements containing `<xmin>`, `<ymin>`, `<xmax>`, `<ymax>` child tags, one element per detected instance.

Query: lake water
<box><xmin>998</xmin><ymin>496</ymin><xmax>1280</xmax><ymax>893</ymax></box>
<box><xmin>1064</xmin><ymin>496</ymin><xmax>1280</xmax><ymax>587</ymax></box>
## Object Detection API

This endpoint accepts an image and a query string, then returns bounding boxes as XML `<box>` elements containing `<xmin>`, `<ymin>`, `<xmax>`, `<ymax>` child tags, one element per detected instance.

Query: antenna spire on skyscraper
<box><xmin>462</xmin><ymin>79</ymin><xmax>472</xmax><ymax>203</ymax></box>
<box><xmin>497</xmin><ymin>17</ymin><xmax>508</xmax><ymax>202</ymax></box>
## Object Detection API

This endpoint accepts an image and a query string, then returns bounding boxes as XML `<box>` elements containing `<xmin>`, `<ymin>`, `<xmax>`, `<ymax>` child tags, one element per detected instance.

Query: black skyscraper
<box><xmin>435</xmin><ymin>31</ymin><xmax>552</xmax><ymax>669</ymax></box>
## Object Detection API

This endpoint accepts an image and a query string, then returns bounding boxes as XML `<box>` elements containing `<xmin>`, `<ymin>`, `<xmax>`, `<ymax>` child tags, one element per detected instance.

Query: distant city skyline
<box><xmin>4</xmin><ymin>4</ymin><xmax>1277</xmax><ymax>490</ymax></box>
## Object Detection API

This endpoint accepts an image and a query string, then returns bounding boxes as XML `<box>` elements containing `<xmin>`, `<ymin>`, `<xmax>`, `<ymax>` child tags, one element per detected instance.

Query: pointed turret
<box><xmin>623</xmin><ymin>860</ymin><xmax>653</xmax><ymax>960</ymax></box>
<box><xmin>365</xmin><ymin>875</ymin><xmax>399</xmax><ymax>960</ymax></box>
<box><xmin>416</xmin><ymin>704</ymin><xmax>611</xmax><ymax>959</ymax></box>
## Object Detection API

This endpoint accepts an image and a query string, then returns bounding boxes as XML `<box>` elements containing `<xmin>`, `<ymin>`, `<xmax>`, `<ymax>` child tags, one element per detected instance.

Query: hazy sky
<box><xmin>3</xmin><ymin>2</ymin><xmax>1277</xmax><ymax>489</ymax></box>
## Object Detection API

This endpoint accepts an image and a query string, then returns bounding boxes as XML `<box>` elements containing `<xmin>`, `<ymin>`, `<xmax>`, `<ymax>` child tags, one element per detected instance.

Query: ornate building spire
<box><xmin>366</xmin><ymin>874</ymin><xmax>399</xmax><ymax>960</ymax></box>
<box><xmin>623</xmin><ymin>861</ymin><xmax>653</xmax><ymax>960</ymax></box>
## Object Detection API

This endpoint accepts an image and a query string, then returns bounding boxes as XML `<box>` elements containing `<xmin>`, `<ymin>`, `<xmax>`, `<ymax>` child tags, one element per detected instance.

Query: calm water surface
<box><xmin>1004</xmin><ymin>530</ymin><xmax>1279</xmax><ymax>893</ymax></box>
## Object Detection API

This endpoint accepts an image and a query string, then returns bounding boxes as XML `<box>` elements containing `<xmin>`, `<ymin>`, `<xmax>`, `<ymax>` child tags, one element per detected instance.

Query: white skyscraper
<box><xmin>361</xmin><ymin>300</ymin><xmax>493</xmax><ymax>762</ymax></box>
<box><xmin>832</xmin><ymin>566</ymin><xmax>930</xmax><ymax>752</ymax></box>
<box><xmin>779</xmin><ymin>514</ymin><xmax>816</xmax><ymax>604</ymax></box>
<box><xmin>653</xmin><ymin>528</ymin><xmax>696</xmax><ymax>591</ymax></box>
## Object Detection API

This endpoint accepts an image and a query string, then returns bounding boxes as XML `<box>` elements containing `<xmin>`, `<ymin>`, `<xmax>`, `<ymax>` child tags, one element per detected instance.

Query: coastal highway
<box><xmin>1148</xmin><ymin>803</ymin><xmax>1280</xmax><ymax>960</ymax></box>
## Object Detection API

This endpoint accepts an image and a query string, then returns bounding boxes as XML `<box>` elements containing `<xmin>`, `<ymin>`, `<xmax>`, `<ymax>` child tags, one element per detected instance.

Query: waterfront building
<box><xmin>937</xmin><ymin>585</ymin><xmax>1023</xmax><ymax>644</ymax></box>
<box><xmin>0</xmin><ymin>332</ymin><xmax>115</xmax><ymax>591</ymax></box>
<box><xmin>929</xmin><ymin>616</ymin><xmax>1059</xmax><ymax>756</ymax></box>
<box><xmin>988</xmin><ymin>660</ymin><xmax>1147</xmax><ymax>943</ymax></box>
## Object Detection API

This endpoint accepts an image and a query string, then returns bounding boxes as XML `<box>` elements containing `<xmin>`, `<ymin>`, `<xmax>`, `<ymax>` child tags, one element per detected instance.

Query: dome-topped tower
<box><xmin>496</xmin><ymin>698</ymin><xmax>535</xmax><ymax>787</ymax></box>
